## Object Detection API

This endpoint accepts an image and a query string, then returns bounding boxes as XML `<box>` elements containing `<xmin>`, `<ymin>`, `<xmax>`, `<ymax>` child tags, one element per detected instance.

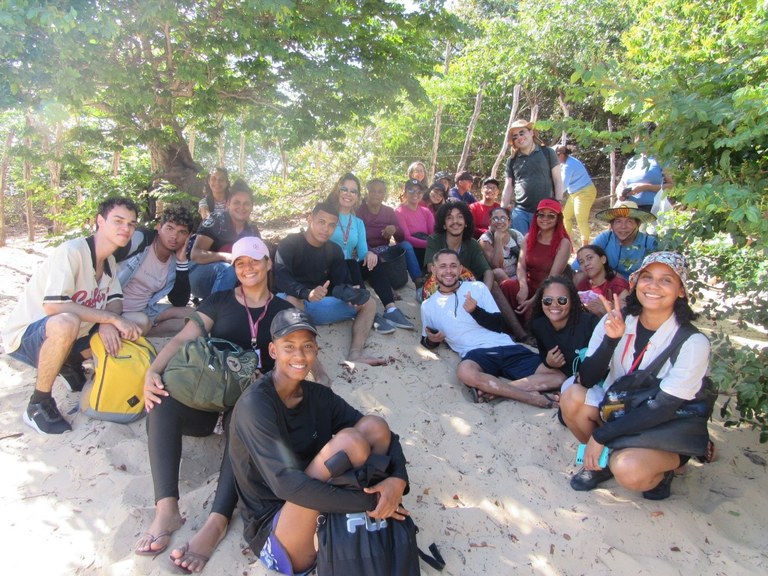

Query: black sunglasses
<box><xmin>542</xmin><ymin>296</ymin><xmax>569</xmax><ymax>306</ymax></box>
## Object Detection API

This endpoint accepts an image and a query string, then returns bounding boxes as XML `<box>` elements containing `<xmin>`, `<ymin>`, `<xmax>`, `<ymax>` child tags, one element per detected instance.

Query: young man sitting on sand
<box><xmin>274</xmin><ymin>202</ymin><xmax>384</xmax><ymax>366</ymax></box>
<box><xmin>115</xmin><ymin>205</ymin><xmax>196</xmax><ymax>336</ymax></box>
<box><xmin>3</xmin><ymin>197</ymin><xmax>146</xmax><ymax>434</ymax></box>
<box><xmin>420</xmin><ymin>249</ymin><xmax>564</xmax><ymax>407</ymax></box>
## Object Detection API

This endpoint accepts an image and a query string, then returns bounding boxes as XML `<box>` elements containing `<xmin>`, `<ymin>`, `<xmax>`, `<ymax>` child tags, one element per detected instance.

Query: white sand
<box><xmin>1</xmin><ymin>235</ymin><xmax>767</xmax><ymax>575</ymax></box>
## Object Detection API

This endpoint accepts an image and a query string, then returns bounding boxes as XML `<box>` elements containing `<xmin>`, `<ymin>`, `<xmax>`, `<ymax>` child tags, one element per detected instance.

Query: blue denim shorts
<box><xmin>276</xmin><ymin>293</ymin><xmax>357</xmax><ymax>326</ymax></box>
<box><xmin>9</xmin><ymin>316</ymin><xmax>92</xmax><ymax>367</ymax></box>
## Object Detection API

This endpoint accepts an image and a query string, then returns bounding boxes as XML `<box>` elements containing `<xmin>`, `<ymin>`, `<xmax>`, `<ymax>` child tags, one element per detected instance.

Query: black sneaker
<box><xmin>23</xmin><ymin>397</ymin><xmax>72</xmax><ymax>435</ymax></box>
<box><xmin>570</xmin><ymin>466</ymin><xmax>613</xmax><ymax>491</ymax></box>
<box><xmin>643</xmin><ymin>471</ymin><xmax>674</xmax><ymax>500</ymax></box>
<box><xmin>59</xmin><ymin>362</ymin><xmax>86</xmax><ymax>392</ymax></box>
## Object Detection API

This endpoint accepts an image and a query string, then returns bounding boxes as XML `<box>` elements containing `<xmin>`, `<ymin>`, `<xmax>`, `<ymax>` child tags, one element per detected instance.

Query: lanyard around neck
<box><xmin>240</xmin><ymin>286</ymin><xmax>272</xmax><ymax>351</ymax></box>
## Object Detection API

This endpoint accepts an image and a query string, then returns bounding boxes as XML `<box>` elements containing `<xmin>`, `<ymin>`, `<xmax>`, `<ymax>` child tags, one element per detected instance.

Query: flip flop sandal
<box><xmin>170</xmin><ymin>542</ymin><xmax>210</xmax><ymax>574</ymax></box>
<box><xmin>135</xmin><ymin>530</ymin><xmax>173</xmax><ymax>556</ymax></box>
<box><xmin>541</xmin><ymin>393</ymin><xmax>560</xmax><ymax>409</ymax></box>
<box><xmin>466</xmin><ymin>386</ymin><xmax>480</xmax><ymax>404</ymax></box>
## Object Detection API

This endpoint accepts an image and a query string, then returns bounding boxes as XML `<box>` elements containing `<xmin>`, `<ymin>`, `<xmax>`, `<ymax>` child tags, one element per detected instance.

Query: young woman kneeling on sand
<box><xmin>560</xmin><ymin>252</ymin><xmax>712</xmax><ymax>500</ymax></box>
<box><xmin>228</xmin><ymin>308</ymin><xmax>410</xmax><ymax>574</ymax></box>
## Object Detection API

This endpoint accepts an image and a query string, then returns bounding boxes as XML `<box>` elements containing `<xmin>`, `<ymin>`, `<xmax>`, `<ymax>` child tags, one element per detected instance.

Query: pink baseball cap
<box><xmin>231</xmin><ymin>236</ymin><xmax>270</xmax><ymax>263</ymax></box>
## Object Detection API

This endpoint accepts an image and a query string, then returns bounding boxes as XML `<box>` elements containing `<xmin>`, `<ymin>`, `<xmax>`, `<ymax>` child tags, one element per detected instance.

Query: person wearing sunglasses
<box><xmin>530</xmin><ymin>276</ymin><xmax>599</xmax><ymax>389</ymax></box>
<box><xmin>501</xmin><ymin>119</ymin><xmax>564</xmax><ymax>235</ymax></box>
<box><xmin>500</xmin><ymin>199</ymin><xmax>573</xmax><ymax>320</ymax></box>
<box><xmin>395</xmin><ymin>178</ymin><xmax>435</xmax><ymax>275</ymax></box>
<box><xmin>468</xmin><ymin>177</ymin><xmax>502</xmax><ymax>238</ymax></box>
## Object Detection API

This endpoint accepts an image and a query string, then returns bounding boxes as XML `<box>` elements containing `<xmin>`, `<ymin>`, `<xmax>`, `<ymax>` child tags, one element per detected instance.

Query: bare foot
<box><xmin>169</xmin><ymin>513</ymin><xmax>228</xmax><ymax>573</ymax></box>
<box><xmin>476</xmin><ymin>389</ymin><xmax>497</xmax><ymax>403</ymax></box>
<box><xmin>135</xmin><ymin>499</ymin><xmax>184</xmax><ymax>555</ymax></box>
<box><xmin>540</xmin><ymin>392</ymin><xmax>560</xmax><ymax>409</ymax></box>
<box><xmin>310</xmin><ymin>370</ymin><xmax>332</xmax><ymax>388</ymax></box>
<box><xmin>346</xmin><ymin>350</ymin><xmax>387</xmax><ymax>367</ymax></box>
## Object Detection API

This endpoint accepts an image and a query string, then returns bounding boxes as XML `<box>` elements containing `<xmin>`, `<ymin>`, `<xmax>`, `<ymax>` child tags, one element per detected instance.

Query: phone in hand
<box><xmin>575</xmin><ymin>444</ymin><xmax>610</xmax><ymax>468</ymax></box>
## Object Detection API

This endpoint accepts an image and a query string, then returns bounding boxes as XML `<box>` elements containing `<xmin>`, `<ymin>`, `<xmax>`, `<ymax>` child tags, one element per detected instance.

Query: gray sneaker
<box><xmin>23</xmin><ymin>397</ymin><xmax>72</xmax><ymax>435</ymax></box>
<box><xmin>383</xmin><ymin>308</ymin><xmax>415</xmax><ymax>330</ymax></box>
<box><xmin>373</xmin><ymin>313</ymin><xmax>396</xmax><ymax>335</ymax></box>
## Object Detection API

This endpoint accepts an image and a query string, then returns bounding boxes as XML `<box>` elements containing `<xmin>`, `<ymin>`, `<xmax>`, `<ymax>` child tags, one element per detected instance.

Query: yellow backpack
<box><xmin>80</xmin><ymin>334</ymin><xmax>156</xmax><ymax>424</ymax></box>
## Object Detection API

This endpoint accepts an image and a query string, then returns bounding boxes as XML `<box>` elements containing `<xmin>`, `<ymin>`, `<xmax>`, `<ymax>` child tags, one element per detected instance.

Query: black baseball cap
<box><xmin>270</xmin><ymin>309</ymin><xmax>319</xmax><ymax>339</ymax></box>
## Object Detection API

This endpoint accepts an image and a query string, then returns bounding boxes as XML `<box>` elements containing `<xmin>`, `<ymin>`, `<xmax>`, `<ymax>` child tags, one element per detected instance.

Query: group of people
<box><xmin>3</xmin><ymin>119</ymin><xmax>711</xmax><ymax>574</ymax></box>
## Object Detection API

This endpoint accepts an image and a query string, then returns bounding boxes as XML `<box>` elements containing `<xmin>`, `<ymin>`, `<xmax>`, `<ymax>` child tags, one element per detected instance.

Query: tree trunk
<box><xmin>149</xmin><ymin>130</ymin><xmax>205</xmax><ymax>200</ymax></box>
<box><xmin>239</xmin><ymin>131</ymin><xmax>246</xmax><ymax>174</ymax></box>
<box><xmin>24</xmin><ymin>114</ymin><xmax>34</xmax><ymax>242</ymax></box>
<box><xmin>47</xmin><ymin>123</ymin><xmax>64</xmax><ymax>235</ymax></box>
<box><xmin>456</xmin><ymin>82</ymin><xmax>486</xmax><ymax>174</ymax></box>
<box><xmin>491</xmin><ymin>85</ymin><xmax>521</xmax><ymax>180</ymax></box>
<box><xmin>429</xmin><ymin>41</ymin><xmax>451</xmax><ymax>181</ymax></box>
<box><xmin>112</xmin><ymin>147</ymin><xmax>121</xmax><ymax>176</ymax></box>
<box><xmin>0</xmin><ymin>129</ymin><xmax>15</xmax><ymax>247</ymax></box>
<box><xmin>558</xmin><ymin>90</ymin><xmax>570</xmax><ymax>145</ymax></box>
<box><xmin>187</xmin><ymin>127</ymin><xmax>196</xmax><ymax>158</ymax></box>
<box><xmin>608</xmin><ymin>118</ymin><xmax>616</xmax><ymax>202</ymax></box>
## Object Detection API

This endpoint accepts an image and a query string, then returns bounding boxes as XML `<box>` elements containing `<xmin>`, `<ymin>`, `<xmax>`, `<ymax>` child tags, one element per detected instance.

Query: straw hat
<box><xmin>596</xmin><ymin>200</ymin><xmax>656</xmax><ymax>224</ymax></box>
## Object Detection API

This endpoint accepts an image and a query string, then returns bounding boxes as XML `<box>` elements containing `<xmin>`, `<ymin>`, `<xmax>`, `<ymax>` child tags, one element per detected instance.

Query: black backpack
<box><xmin>315</xmin><ymin>456</ymin><xmax>445</xmax><ymax>575</ymax></box>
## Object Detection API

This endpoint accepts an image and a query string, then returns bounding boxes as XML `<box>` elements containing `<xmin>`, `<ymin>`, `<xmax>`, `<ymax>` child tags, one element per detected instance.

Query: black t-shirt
<box><xmin>196</xmin><ymin>291</ymin><xmax>293</xmax><ymax>372</ymax></box>
<box><xmin>531</xmin><ymin>312</ymin><xmax>600</xmax><ymax>377</ymax></box>
<box><xmin>229</xmin><ymin>372</ymin><xmax>410</xmax><ymax>552</ymax></box>
<box><xmin>274</xmin><ymin>232</ymin><xmax>351</xmax><ymax>299</ymax></box>
<box><xmin>196</xmin><ymin>212</ymin><xmax>260</xmax><ymax>252</ymax></box>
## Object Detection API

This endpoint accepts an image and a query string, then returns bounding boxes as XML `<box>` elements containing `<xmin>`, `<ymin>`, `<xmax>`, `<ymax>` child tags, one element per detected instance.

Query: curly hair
<box><xmin>531</xmin><ymin>275</ymin><xmax>582</xmax><ymax>328</ymax></box>
<box><xmin>434</xmin><ymin>201</ymin><xmax>474</xmax><ymax>242</ymax></box>
<box><xmin>624</xmin><ymin>291</ymin><xmax>699</xmax><ymax>324</ymax></box>
<box><xmin>577</xmin><ymin>244</ymin><xmax>617</xmax><ymax>281</ymax></box>
<box><xmin>159</xmin><ymin>205</ymin><xmax>195</xmax><ymax>232</ymax></box>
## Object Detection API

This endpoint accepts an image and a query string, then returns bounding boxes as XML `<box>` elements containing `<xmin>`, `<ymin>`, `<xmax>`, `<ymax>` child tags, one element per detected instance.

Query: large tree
<box><xmin>1</xmin><ymin>0</ymin><xmax>454</xmax><ymax>196</ymax></box>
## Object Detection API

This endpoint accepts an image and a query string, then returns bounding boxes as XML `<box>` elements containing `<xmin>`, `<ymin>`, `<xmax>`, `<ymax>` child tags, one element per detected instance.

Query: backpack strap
<box><xmin>418</xmin><ymin>541</ymin><xmax>446</xmax><ymax>571</ymax></box>
<box><xmin>642</xmin><ymin>323</ymin><xmax>699</xmax><ymax>378</ymax></box>
<box><xmin>186</xmin><ymin>312</ymin><xmax>209</xmax><ymax>337</ymax></box>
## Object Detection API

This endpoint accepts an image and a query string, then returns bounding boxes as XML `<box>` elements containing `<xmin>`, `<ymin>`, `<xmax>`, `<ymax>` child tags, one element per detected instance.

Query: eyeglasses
<box><xmin>339</xmin><ymin>186</ymin><xmax>359</xmax><ymax>195</ymax></box>
<box><xmin>536</xmin><ymin>212</ymin><xmax>557</xmax><ymax>220</ymax></box>
<box><xmin>542</xmin><ymin>296</ymin><xmax>569</xmax><ymax>307</ymax></box>
<box><xmin>491</xmin><ymin>216</ymin><xmax>509</xmax><ymax>223</ymax></box>
<box><xmin>510</xmin><ymin>130</ymin><xmax>528</xmax><ymax>141</ymax></box>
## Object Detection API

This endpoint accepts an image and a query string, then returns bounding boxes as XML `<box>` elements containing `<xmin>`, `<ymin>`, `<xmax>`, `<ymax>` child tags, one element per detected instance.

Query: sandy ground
<box><xmin>1</xmin><ymin>229</ymin><xmax>767</xmax><ymax>576</ymax></box>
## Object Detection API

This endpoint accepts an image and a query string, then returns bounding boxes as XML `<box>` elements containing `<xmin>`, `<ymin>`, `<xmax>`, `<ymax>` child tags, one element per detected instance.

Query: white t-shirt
<box><xmin>583</xmin><ymin>313</ymin><xmax>711</xmax><ymax>407</ymax></box>
<box><xmin>121</xmin><ymin>246</ymin><xmax>171</xmax><ymax>313</ymax></box>
<box><xmin>420</xmin><ymin>280</ymin><xmax>512</xmax><ymax>358</ymax></box>
<box><xmin>3</xmin><ymin>237</ymin><xmax>123</xmax><ymax>352</ymax></box>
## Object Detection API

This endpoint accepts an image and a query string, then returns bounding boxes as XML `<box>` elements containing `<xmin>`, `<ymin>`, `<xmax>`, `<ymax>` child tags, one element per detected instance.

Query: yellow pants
<box><xmin>563</xmin><ymin>183</ymin><xmax>597</xmax><ymax>246</ymax></box>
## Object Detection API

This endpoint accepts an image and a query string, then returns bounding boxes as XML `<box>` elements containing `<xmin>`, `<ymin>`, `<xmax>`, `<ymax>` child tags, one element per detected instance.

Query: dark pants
<box><xmin>146</xmin><ymin>395</ymin><xmax>238</xmax><ymax>518</ymax></box>
<box><xmin>346</xmin><ymin>259</ymin><xmax>395</xmax><ymax>306</ymax></box>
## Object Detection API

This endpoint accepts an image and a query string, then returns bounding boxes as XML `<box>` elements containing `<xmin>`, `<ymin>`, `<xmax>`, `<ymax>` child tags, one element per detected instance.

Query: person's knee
<box><xmin>355</xmin><ymin>415</ymin><xmax>391</xmax><ymax>450</ymax></box>
<box><xmin>560</xmin><ymin>385</ymin><xmax>586</xmax><ymax>419</ymax></box>
<box><xmin>328</xmin><ymin>428</ymin><xmax>371</xmax><ymax>468</ymax></box>
<box><xmin>45</xmin><ymin>313</ymin><xmax>81</xmax><ymax>343</ymax></box>
<box><xmin>610</xmin><ymin>451</ymin><xmax>651</xmax><ymax>490</ymax></box>
<box><xmin>359</xmin><ymin>298</ymin><xmax>376</xmax><ymax>315</ymax></box>
<box><xmin>456</xmin><ymin>361</ymin><xmax>478</xmax><ymax>386</ymax></box>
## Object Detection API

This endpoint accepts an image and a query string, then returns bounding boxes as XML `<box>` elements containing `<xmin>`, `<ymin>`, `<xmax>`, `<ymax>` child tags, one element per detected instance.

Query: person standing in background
<box><xmin>556</xmin><ymin>145</ymin><xmax>597</xmax><ymax>246</ymax></box>
<box><xmin>501</xmin><ymin>119</ymin><xmax>563</xmax><ymax>234</ymax></box>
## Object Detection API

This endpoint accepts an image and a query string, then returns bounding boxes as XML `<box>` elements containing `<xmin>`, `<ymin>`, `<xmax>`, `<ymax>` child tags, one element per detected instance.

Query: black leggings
<box><xmin>146</xmin><ymin>395</ymin><xmax>238</xmax><ymax>518</ymax></box>
<box><xmin>345</xmin><ymin>258</ymin><xmax>395</xmax><ymax>306</ymax></box>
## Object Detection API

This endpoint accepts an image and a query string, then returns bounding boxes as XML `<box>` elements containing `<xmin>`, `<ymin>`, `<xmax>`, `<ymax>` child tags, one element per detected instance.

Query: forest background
<box><xmin>1</xmin><ymin>0</ymin><xmax>766</xmax><ymax>440</ymax></box>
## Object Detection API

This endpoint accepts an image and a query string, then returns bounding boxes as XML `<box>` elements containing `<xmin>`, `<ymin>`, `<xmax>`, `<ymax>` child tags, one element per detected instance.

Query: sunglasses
<box><xmin>542</xmin><ymin>296</ymin><xmax>569</xmax><ymax>306</ymax></box>
<box><xmin>339</xmin><ymin>186</ymin><xmax>359</xmax><ymax>194</ymax></box>
<box><xmin>536</xmin><ymin>212</ymin><xmax>557</xmax><ymax>220</ymax></box>
<box><xmin>510</xmin><ymin>130</ymin><xmax>528</xmax><ymax>141</ymax></box>
<box><xmin>405</xmin><ymin>188</ymin><xmax>421</xmax><ymax>195</ymax></box>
